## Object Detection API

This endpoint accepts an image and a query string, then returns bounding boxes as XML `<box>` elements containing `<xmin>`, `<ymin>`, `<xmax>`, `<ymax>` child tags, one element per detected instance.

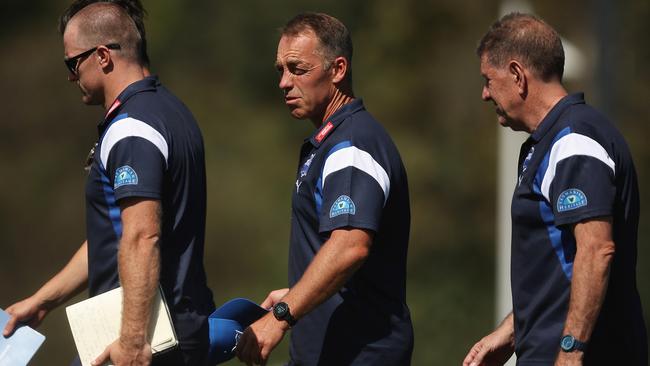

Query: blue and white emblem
<box><xmin>557</xmin><ymin>188</ymin><xmax>587</xmax><ymax>212</ymax></box>
<box><xmin>114</xmin><ymin>165</ymin><xmax>138</xmax><ymax>188</ymax></box>
<box><xmin>518</xmin><ymin>146</ymin><xmax>534</xmax><ymax>187</ymax></box>
<box><xmin>300</xmin><ymin>153</ymin><xmax>316</xmax><ymax>178</ymax></box>
<box><xmin>330</xmin><ymin>195</ymin><xmax>356</xmax><ymax>218</ymax></box>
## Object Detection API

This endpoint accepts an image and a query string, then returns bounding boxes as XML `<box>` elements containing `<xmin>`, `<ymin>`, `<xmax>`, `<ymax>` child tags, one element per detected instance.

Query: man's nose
<box><xmin>481</xmin><ymin>86</ymin><xmax>490</xmax><ymax>101</ymax></box>
<box><xmin>278</xmin><ymin>70</ymin><xmax>292</xmax><ymax>91</ymax></box>
<box><xmin>68</xmin><ymin>72</ymin><xmax>78</xmax><ymax>82</ymax></box>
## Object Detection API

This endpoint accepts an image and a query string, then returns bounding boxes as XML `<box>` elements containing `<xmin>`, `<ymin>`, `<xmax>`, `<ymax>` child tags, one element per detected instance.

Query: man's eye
<box><xmin>288</xmin><ymin>65</ymin><xmax>307</xmax><ymax>76</ymax></box>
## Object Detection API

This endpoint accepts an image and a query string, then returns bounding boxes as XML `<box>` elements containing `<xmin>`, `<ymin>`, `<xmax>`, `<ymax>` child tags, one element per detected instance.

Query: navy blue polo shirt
<box><xmin>288</xmin><ymin>99</ymin><xmax>414</xmax><ymax>365</ymax></box>
<box><xmin>85</xmin><ymin>76</ymin><xmax>215</xmax><ymax>350</ymax></box>
<box><xmin>511</xmin><ymin>93</ymin><xmax>647</xmax><ymax>365</ymax></box>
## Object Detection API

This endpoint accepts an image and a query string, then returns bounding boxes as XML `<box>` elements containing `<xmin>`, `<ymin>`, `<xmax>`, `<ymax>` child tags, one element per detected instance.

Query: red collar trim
<box><xmin>105</xmin><ymin>99</ymin><xmax>122</xmax><ymax>119</ymax></box>
<box><xmin>315</xmin><ymin>121</ymin><xmax>334</xmax><ymax>143</ymax></box>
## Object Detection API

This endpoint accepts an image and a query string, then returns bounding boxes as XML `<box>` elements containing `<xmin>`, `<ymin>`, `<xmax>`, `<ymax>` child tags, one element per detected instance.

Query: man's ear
<box><xmin>330</xmin><ymin>56</ymin><xmax>348</xmax><ymax>84</ymax></box>
<box><xmin>508</xmin><ymin>60</ymin><xmax>527</xmax><ymax>96</ymax></box>
<box><xmin>96</xmin><ymin>45</ymin><xmax>113</xmax><ymax>71</ymax></box>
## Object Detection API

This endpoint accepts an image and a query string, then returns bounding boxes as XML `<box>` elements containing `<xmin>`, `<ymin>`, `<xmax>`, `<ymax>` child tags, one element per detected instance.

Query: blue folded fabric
<box><xmin>208</xmin><ymin>298</ymin><xmax>268</xmax><ymax>365</ymax></box>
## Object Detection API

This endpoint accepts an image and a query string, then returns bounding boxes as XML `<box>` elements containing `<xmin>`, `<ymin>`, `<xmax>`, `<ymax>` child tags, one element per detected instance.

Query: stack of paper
<box><xmin>66</xmin><ymin>287</ymin><xmax>177</xmax><ymax>366</ymax></box>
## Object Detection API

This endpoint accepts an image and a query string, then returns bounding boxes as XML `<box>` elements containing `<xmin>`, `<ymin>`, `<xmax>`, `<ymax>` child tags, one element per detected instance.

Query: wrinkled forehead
<box><xmin>479</xmin><ymin>53</ymin><xmax>502</xmax><ymax>76</ymax></box>
<box><xmin>276</xmin><ymin>32</ymin><xmax>322</xmax><ymax>63</ymax></box>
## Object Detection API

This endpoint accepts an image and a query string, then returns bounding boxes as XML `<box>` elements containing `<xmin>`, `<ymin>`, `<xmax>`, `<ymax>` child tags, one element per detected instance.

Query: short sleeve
<box><xmin>318</xmin><ymin>142</ymin><xmax>389</xmax><ymax>233</ymax></box>
<box><xmin>543</xmin><ymin>133</ymin><xmax>616</xmax><ymax>226</ymax></box>
<box><xmin>100</xmin><ymin>117</ymin><xmax>168</xmax><ymax>202</ymax></box>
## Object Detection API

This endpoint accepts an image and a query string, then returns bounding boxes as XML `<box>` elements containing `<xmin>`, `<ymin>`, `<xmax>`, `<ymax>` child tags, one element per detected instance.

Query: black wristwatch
<box><xmin>272</xmin><ymin>301</ymin><xmax>297</xmax><ymax>327</ymax></box>
<box><xmin>560</xmin><ymin>334</ymin><xmax>587</xmax><ymax>352</ymax></box>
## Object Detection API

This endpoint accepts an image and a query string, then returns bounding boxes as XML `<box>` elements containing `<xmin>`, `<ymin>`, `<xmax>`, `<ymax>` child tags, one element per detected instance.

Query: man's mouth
<box><xmin>285</xmin><ymin>96</ymin><xmax>299</xmax><ymax>105</ymax></box>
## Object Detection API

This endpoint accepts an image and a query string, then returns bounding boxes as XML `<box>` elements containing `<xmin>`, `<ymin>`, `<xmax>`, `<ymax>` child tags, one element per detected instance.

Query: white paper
<box><xmin>0</xmin><ymin>309</ymin><xmax>46</xmax><ymax>366</ymax></box>
<box><xmin>66</xmin><ymin>287</ymin><xmax>177</xmax><ymax>366</ymax></box>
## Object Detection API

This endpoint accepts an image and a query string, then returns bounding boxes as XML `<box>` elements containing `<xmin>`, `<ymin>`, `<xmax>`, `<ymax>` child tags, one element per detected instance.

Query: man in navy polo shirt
<box><xmin>463</xmin><ymin>13</ymin><xmax>647</xmax><ymax>366</ymax></box>
<box><xmin>236</xmin><ymin>12</ymin><xmax>413</xmax><ymax>365</ymax></box>
<box><xmin>2</xmin><ymin>2</ymin><xmax>214</xmax><ymax>365</ymax></box>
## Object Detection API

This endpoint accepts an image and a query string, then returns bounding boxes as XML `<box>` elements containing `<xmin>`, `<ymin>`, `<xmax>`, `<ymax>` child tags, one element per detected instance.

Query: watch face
<box><xmin>274</xmin><ymin>302</ymin><xmax>288</xmax><ymax>318</ymax></box>
<box><xmin>561</xmin><ymin>335</ymin><xmax>575</xmax><ymax>351</ymax></box>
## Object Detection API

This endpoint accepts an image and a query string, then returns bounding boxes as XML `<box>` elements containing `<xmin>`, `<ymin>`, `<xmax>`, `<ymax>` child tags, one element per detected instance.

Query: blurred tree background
<box><xmin>1</xmin><ymin>0</ymin><xmax>648</xmax><ymax>365</ymax></box>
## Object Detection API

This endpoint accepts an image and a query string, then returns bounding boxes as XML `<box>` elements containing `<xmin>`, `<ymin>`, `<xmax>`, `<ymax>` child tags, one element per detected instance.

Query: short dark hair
<box><xmin>477</xmin><ymin>12</ymin><xmax>564</xmax><ymax>81</ymax></box>
<box><xmin>59</xmin><ymin>0</ymin><xmax>149</xmax><ymax>67</ymax></box>
<box><xmin>282</xmin><ymin>12</ymin><xmax>353</xmax><ymax>82</ymax></box>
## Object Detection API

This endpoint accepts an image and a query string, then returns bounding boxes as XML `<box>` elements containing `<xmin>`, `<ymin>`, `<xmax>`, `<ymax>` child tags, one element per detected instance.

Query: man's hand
<box><xmin>92</xmin><ymin>338</ymin><xmax>152</xmax><ymax>366</ymax></box>
<box><xmin>260</xmin><ymin>288</ymin><xmax>289</xmax><ymax>309</ymax></box>
<box><xmin>463</xmin><ymin>313</ymin><xmax>515</xmax><ymax>366</ymax></box>
<box><xmin>554</xmin><ymin>351</ymin><xmax>583</xmax><ymax>366</ymax></box>
<box><xmin>3</xmin><ymin>242</ymin><xmax>89</xmax><ymax>338</ymax></box>
<box><xmin>236</xmin><ymin>312</ymin><xmax>289</xmax><ymax>366</ymax></box>
<box><xmin>463</xmin><ymin>330</ymin><xmax>515</xmax><ymax>366</ymax></box>
<box><xmin>2</xmin><ymin>296</ymin><xmax>49</xmax><ymax>337</ymax></box>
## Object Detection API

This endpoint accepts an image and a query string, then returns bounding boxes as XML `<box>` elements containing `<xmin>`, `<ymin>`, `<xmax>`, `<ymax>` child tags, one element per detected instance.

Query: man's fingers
<box><xmin>91</xmin><ymin>345</ymin><xmax>110</xmax><ymax>366</ymax></box>
<box><xmin>260</xmin><ymin>346</ymin><xmax>270</xmax><ymax>366</ymax></box>
<box><xmin>244</xmin><ymin>338</ymin><xmax>259</xmax><ymax>366</ymax></box>
<box><xmin>27</xmin><ymin>311</ymin><xmax>45</xmax><ymax>329</ymax></box>
<box><xmin>261</xmin><ymin>288</ymin><xmax>289</xmax><ymax>309</ymax></box>
<box><xmin>253</xmin><ymin>345</ymin><xmax>263</xmax><ymax>365</ymax></box>
<box><xmin>244</xmin><ymin>344</ymin><xmax>255</xmax><ymax>366</ymax></box>
<box><xmin>238</xmin><ymin>330</ymin><xmax>261</xmax><ymax>366</ymax></box>
<box><xmin>462</xmin><ymin>342</ymin><xmax>485</xmax><ymax>366</ymax></box>
<box><xmin>2</xmin><ymin>316</ymin><xmax>18</xmax><ymax>337</ymax></box>
<box><xmin>236</xmin><ymin>330</ymin><xmax>252</xmax><ymax>364</ymax></box>
<box><xmin>468</xmin><ymin>341</ymin><xmax>489</xmax><ymax>366</ymax></box>
<box><xmin>462</xmin><ymin>345</ymin><xmax>476</xmax><ymax>366</ymax></box>
<box><xmin>260</xmin><ymin>295</ymin><xmax>274</xmax><ymax>309</ymax></box>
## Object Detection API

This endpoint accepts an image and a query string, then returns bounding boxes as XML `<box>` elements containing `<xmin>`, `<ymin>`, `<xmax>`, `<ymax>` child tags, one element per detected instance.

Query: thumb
<box><xmin>3</xmin><ymin>316</ymin><xmax>19</xmax><ymax>337</ymax></box>
<box><xmin>91</xmin><ymin>345</ymin><xmax>110</xmax><ymax>366</ymax></box>
<box><xmin>260</xmin><ymin>293</ymin><xmax>277</xmax><ymax>309</ymax></box>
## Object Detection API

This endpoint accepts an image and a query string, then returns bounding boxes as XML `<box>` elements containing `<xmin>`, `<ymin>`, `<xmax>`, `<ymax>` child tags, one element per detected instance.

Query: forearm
<box><xmin>562</xmin><ymin>241</ymin><xmax>613</xmax><ymax>341</ymax></box>
<box><xmin>282</xmin><ymin>229</ymin><xmax>371</xmax><ymax>319</ymax></box>
<box><xmin>33</xmin><ymin>241</ymin><xmax>89</xmax><ymax>309</ymax></box>
<box><xmin>118</xmin><ymin>232</ymin><xmax>160</xmax><ymax>346</ymax></box>
<box><xmin>117</xmin><ymin>199</ymin><xmax>161</xmax><ymax>348</ymax></box>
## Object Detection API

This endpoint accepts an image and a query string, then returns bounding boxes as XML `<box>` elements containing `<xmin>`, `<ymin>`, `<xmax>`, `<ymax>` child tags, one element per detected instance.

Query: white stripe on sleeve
<box><xmin>322</xmin><ymin>146</ymin><xmax>390</xmax><ymax>205</ymax></box>
<box><xmin>100</xmin><ymin>117</ymin><xmax>169</xmax><ymax>169</ymax></box>
<box><xmin>540</xmin><ymin>133</ymin><xmax>615</xmax><ymax>201</ymax></box>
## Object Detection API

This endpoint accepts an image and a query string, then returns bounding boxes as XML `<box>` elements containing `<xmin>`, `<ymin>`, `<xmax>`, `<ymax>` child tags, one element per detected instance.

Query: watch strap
<box><xmin>572</xmin><ymin>338</ymin><xmax>587</xmax><ymax>351</ymax></box>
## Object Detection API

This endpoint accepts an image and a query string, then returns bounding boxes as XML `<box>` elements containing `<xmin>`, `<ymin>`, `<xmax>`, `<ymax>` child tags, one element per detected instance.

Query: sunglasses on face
<box><xmin>64</xmin><ymin>43</ymin><xmax>121</xmax><ymax>75</ymax></box>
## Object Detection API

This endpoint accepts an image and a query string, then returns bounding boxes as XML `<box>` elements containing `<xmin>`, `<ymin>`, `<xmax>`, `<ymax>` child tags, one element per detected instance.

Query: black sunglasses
<box><xmin>64</xmin><ymin>43</ymin><xmax>121</xmax><ymax>75</ymax></box>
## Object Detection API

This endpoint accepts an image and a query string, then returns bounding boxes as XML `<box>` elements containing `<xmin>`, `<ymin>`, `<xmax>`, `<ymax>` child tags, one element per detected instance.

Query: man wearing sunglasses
<box><xmin>59</xmin><ymin>0</ymin><xmax>151</xmax><ymax>76</ymax></box>
<box><xmin>2</xmin><ymin>2</ymin><xmax>215</xmax><ymax>366</ymax></box>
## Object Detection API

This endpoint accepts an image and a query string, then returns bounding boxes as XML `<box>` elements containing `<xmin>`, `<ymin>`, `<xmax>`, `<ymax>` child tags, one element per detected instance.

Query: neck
<box><xmin>312</xmin><ymin>87</ymin><xmax>354</xmax><ymax>128</ymax></box>
<box><xmin>103</xmin><ymin>63</ymin><xmax>147</xmax><ymax>110</ymax></box>
<box><xmin>524</xmin><ymin>82</ymin><xmax>568</xmax><ymax>133</ymax></box>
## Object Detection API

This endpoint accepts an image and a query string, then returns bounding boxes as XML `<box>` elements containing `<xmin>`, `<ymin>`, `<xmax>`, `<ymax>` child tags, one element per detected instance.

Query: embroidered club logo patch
<box><xmin>330</xmin><ymin>195</ymin><xmax>356</xmax><ymax>218</ymax></box>
<box><xmin>557</xmin><ymin>189</ymin><xmax>587</xmax><ymax>212</ymax></box>
<box><xmin>114</xmin><ymin>165</ymin><xmax>138</xmax><ymax>188</ymax></box>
